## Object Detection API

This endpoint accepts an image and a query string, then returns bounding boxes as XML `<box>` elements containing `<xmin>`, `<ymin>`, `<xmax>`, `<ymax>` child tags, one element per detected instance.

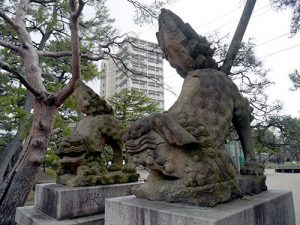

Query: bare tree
<box><xmin>0</xmin><ymin>0</ymin><xmax>83</xmax><ymax>223</ymax></box>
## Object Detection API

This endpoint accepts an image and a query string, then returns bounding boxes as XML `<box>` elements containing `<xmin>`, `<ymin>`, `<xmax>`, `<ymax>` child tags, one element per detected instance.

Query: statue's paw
<box><xmin>107</xmin><ymin>164</ymin><xmax>122</xmax><ymax>172</ymax></box>
<box><xmin>122</xmin><ymin>164</ymin><xmax>137</xmax><ymax>173</ymax></box>
<box><xmin>185</xmin><ymin>172</ymin><xmax>196</xmax><ymax>187</ymax></box>
<box><xmin>185</xmin><ymin>171</ymin><xmax>207</xmax><ymax>187</ymax></box>
<box><xmin>77</xmin><ymin>165</ymin><xmax>92</xmax><ymax>176</ymax></box>
<box><xmin>240</xmin><ymin>161</ymin><xmax>264</xmax><ymax>176</ymax></box>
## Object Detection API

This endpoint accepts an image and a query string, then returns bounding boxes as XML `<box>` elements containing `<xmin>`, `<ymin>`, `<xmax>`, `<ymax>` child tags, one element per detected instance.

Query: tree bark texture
<box><xmin>0</xmin><ymin>92</ymin><xmax>33</xmax><ymax>182</ymax></box>
<box><xmin>0</xmin><ymin>2</ymin><xmax>60</xmax><ymax>182</ymax></box>
<box><xmin>0</xmin><ymin>1</ymin><xmax>82</xmax><ymax>223</ymax></box>
<box><xmin>0</xmin><ymin>99</ymin><xmax>57</xmax><ymax>224</ymax></box>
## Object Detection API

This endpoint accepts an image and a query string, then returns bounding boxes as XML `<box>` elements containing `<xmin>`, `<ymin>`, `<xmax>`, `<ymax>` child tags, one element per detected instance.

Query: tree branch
<box><xmin>37</xmin><ymin>3</ymin><xmax>57</xmax><ymax>50</ymax></box>
<box><xmin>38</xmin><ymin>50</ymin><xmax>105</xmax><ymax>61</ymax></box>
<box><xmin>0</xmin><ymin>9</ymin><xmax>18</xmax><ymax>29</ymax></box>
<box><xmin>12</xmin><ymin>0</ymin><xmax>46</xmax><ymax>92</ymax></box>
<box><xmin>0</xmin><ymin>60</ymin><xmax>43</xmax><ymax>97</ymax></box>
<box><xmin>30</xmin><ymin>0</ymin><xmax>56</xmax><ymax>3</ymax></box>
<box><xmin>55</xmin><ymin>0</ymin><xmax>84</xmax><ymax>106</ymax></box>
<box><xmin>70</xmin><ymin>0</ymin><xmax>85</xmax><ymax>20</ymax></box>
<box><xmin>0</xmin><ymin>40</ymin><xmax>19</xmax><ymax>52</ymax></box>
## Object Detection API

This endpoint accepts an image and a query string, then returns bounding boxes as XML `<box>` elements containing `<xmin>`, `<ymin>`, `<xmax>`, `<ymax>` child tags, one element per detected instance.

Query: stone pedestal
<box><xmin>16</xmin><ymin>206</ymin><xmax>104</xmax><ymax>225</ymax></box>
<box><xmin>105</xmin><ymin>190</ymin><xmax>295</xmax><ymax>225</ymax></box>
<box><xmin>15</xmin><ymin>182</ymin><xmax>142</xmax><ymax>225</ymax></box>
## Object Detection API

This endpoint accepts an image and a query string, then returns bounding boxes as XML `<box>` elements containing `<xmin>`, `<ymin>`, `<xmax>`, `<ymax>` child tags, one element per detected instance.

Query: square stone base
<box><xmin>35</xmin><ymin>182</ymin><xmax>142</xmax><ymax>220</ymax></box>
<box><xmin>105</xmin><ymin>190</ymin><xmax>295</xmax><ymax>225</ymax></box>
<box><xmin>15</xmin><ymin>206</ymin><xmax>104</xmax><ymax>225</ymax></box>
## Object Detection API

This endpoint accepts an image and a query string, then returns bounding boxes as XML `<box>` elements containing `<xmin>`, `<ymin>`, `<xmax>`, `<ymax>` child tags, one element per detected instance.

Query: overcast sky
<box><xmin>90</xmin><ymin>0</ymin><xmax>300</xmax><ymax>118</ymax></box>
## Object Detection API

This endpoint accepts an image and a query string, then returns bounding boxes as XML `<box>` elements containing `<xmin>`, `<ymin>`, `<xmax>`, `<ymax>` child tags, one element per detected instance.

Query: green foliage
<box><xmin>253</xmin><ymin>129</ymin><xmax>278</xmax><ymax>156</ymax></box>
<box><xmin>43</xmin><ymin>149</ymin><xmax>59</xmax><ymax>170</ymax></box>
<box><xmin>0</xmin><ymin>0</ymin><xmax>174</xmax><ymax>154</ymax></box>
<box><xmin>277</xmin><ymin>116</ymin><xmax>300</xmax><ymax>153</ymax></box>
<box><xmin>209</xmin><ymin>34</ymin><xmax>282</xmax><ymax>123</ymax></box>
<box><xmin>0</xmin><ymin>0</ymin><xmax>115</xmax><ymax>154</ymax></box>
<box><xmin>40</xmin><ymin>39</ymin><xmax>101</xmax><ymax>89</ymax></box>
<box><xmin>253</xmin><ymin>115</ymin><xmax>300</xmax><ymax>163</ymax></box>
<box><xmin>109</xmin><ymin>88</ymin><xmax>162</xmax><ymax>127</ymax></box>
<box><xmin>289</xmin><ymin>69</ymin><xmax>300</xmax><ymax>90</ymax></box>
<box><xmin>0</xmin><ymin>72</ymin><xmax>29</xmax><ymax>152</ymax></box>
<box><xmin>271</xmin><ymin>0</ymin><xmax>300</xmax><ymax>34</ymax></box>
<box><xmin>44</xmin><ymin>167</ymin><xmax>57</xmax><ymax>178</ymax></box>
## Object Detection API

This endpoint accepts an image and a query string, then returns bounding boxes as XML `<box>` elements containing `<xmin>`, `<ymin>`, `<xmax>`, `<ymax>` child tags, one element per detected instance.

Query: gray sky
<box><xmin>91</xmin><ymin>0</ymin><xmax>300</xmax><ymax>117</ymax></box>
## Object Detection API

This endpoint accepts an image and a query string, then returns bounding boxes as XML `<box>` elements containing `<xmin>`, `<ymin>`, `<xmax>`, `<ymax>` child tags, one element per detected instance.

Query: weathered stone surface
<box><xmin>156</xmin><ymin>10</ymin><xmax>218</xmax><ymax>78</ymax></box>
<box><xmin>34</xmin><ymin>182</ymin><xmax>142</xmax><ymax>220</ymax></box>
<box><xmin>237</xmin><ymin>175</ymin><xmax>267</xmax><ymax>196</ymax></box>
<box><xmin>123</xmin><ymin>9</ymin><xmax>265</xmax><ymax>206</ymax></box>
<box><xmin>105</xmin><ymin>190</ymin><xmax>295</xmax><ymax>225</ymax></box>
<box><xmin>240</xmin><ymin>161</ymin><xmax>265</xmax><ymax>175</ymax></box>
<box><xmin>15</xmin><ymin>206</ymin><xmax>104</xmax><ymax>225</ymax></box>
<box><xmin>56</xmin><ymin>80</ymin><xmax>138</xmax><ymax>186</ymax></box>
<box><xmin>132</xmin><ymin>172</ymin><xmax>238</xmax><ymax>207</ymax></box>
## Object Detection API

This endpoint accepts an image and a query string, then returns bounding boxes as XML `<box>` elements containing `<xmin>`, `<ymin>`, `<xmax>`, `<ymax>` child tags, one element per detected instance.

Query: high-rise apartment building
<box><xmin>100</xmin><ymin>37</ymin><xmax>164</xmax><ymax>109</ymax></box>
<box><xmin>100</xmin><ymin>57</ymin><xmax>117</xmax><ymax>98</ymax></box>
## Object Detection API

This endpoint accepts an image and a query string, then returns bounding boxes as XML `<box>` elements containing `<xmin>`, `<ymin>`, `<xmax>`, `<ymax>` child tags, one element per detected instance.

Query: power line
<box><xmin>252</xmin><ymin>3</ymin><xmax>270</xmax><ymax>13</ymax></box>
<box><xmin>261</xmin><ymin>42</ymin><xmax>300</xmax><ymax>59</ymax></box>
<box><xmin>252</xmin><ymin>8</ymin><xmax>270</xmax><ymax>19</ymax></box>
<box><xmin>163</xmin><ymin>34</ymin><xmax>294</xmax><ymax>75</ymax></box>
<box><xmin>197</xmin><ymin>6</ymin><xmax>242</xmax><ymax>28</ymax></box>
<box><xmin>256</xmin><ymin>32</ymin><xmax>290</xmax><ymax>47</ymax></box>
<box><xmin>198</xmin><ymin>3</ymin><xmax>270</xmax><ymax>30</ymax></box>
<box><xmin>204</xmin><ymin>4</ymin><xmax>270</xmax><ymax>35</ymax></box>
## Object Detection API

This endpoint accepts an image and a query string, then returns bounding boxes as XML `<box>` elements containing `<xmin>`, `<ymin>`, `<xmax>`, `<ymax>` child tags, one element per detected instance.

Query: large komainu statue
<box><xmin>56</xmin><ymin>80</ymin><xmax>138</xmax><ymax>187</ymax></box>
<box><xmin>123</xmin><ymin>9</ymin><xmax>266</xmax><ymax>206</ymax></box>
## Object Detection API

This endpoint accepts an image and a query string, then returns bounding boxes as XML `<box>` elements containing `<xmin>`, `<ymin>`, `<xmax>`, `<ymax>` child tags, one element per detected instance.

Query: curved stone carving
<box><xmin>56</xmin><ymin>80</ymin><xmax>138</xmax><ymax>187</ymax></box>
<box><xmin>123</xmin><ymin>9</ymin><xmax>266</xmax><ymax>206</ymax></box>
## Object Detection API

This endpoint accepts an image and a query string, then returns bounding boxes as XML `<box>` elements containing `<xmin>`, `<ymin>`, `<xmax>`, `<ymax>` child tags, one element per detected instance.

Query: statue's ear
<box><xmin>151</xmin><ymin>114</ymin><xmax>199</xmax><ymax>147</ymax></box>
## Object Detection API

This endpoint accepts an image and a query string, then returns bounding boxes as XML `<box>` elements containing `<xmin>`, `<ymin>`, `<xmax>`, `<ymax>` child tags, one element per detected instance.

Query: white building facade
<box><xmin>100</xmin><ymin>57</ymin><xmax>117</xmax><ymax>98</ymax></box>
<box><xmin>100</xmin><ymin>38</ymin><xmax>164</xmax><ymax>109</ymax></box>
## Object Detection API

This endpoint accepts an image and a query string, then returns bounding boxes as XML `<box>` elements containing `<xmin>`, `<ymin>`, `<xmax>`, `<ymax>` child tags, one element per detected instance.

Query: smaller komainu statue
<box><xmin>55</xmin><ymin>80</ymin><xmax>139</xmax><ymax>187</ymax></box>
<box><xmin>123</xmin><ymin>9</ymin><xmax>266</xmax><ymax>206</ymax></box>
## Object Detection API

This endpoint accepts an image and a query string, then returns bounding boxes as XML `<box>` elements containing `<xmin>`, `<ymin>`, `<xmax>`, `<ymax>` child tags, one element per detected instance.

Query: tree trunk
<box><xmin>221</xmin><ymin>0</ymin><xmax>257</xmax><ymax>75</ymax></box>
<box><xmin>0</xmin><ymin>1</ymin><xmax>82</xmax><ymax>223</ymax></box>
<box><xmin>0</xmin><ymin>92</ymin><xmax>33</xmax><ymax>182</ymax></box>
<box><xmin>0</xmin><ymin>98</ymin><xmax>57</xmax><ymax>225</ymax></box>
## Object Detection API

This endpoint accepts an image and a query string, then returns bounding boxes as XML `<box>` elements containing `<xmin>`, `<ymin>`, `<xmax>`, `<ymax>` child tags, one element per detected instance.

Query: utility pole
<box><xmin>221</xmin><ymin>0</ymin><xmax>257</xmax><ymax>75</ymax></box>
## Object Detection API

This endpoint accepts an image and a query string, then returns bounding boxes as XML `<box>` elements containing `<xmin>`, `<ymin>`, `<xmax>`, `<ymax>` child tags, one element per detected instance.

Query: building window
<box><xmin>148</xmin><ymin>66</ymin><xmax>155</xmax><ymax>71</ymax></box>
<box><xmin>148</xmin><ymin>82</ymin><xmax>155</xmax><ymax>87</ymax></box>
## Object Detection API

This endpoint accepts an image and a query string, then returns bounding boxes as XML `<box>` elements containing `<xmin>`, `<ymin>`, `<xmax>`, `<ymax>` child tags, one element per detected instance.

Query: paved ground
<box><xmin>265</xmin><ymin>169</ymin><xmax>300</xmax><ymax>224</ymax></box>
